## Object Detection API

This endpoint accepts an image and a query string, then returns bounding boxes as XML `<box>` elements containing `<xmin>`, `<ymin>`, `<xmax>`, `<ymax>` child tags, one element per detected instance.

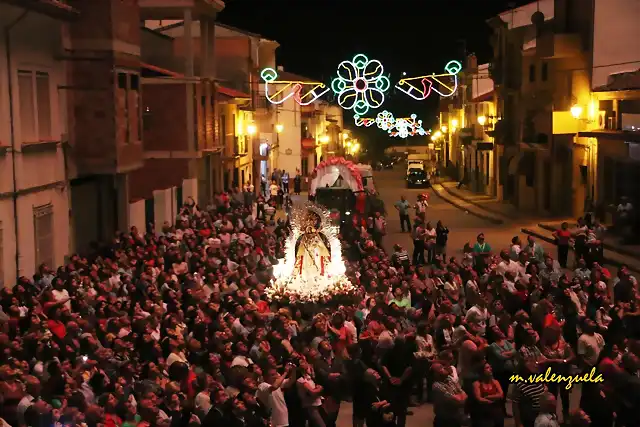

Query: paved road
<box><xmin>373</xmin><ymin>167</ymin><xmax>560</xmax><ymax>261</ymax></box>
<box><xmin>333</xmin><ymin>167</ymin><xmax>581</xmax><ymax>427</ymax></box>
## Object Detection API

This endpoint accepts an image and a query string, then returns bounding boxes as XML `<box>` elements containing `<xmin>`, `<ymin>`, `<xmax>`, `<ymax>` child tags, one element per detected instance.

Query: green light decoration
<box><xmin>331</xmin><ymin>54</ymin><xmax>390</xmax><ymax>116</ymax></box>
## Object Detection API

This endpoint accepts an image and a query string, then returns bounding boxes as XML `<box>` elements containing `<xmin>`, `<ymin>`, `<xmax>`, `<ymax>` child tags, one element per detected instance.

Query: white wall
<box><xmin>129</xmin><ymin>200</ymin><xmax>146</xmax><ymax>233</ymax></box>
<box><xmin>499</xmin><ymin>0</ymin><xmax>554</xmax><ymax>29</ymax></box>
<box><xmin>275</xmin><ymin>92</ymin><xmax>302</xmax><ymax>174</ymax></box>
<box><xmin>592</xmin><ymin>0</ymin><xmax>640</xmax><ymax>89</ymax></box>
<box><xmin>0</xmin><ymin>6</ymin><xmax>70</xmax><ymax>286</ymax></box>
<box><xmin>472</xmin><ymin>64</ymin><xmax>494</xmax><ymax>99</ymax></box>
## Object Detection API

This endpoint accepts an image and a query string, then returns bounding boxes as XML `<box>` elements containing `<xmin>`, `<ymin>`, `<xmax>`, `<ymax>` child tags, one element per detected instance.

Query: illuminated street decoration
<box><xmin>375</xmin><ymin>110</ymin><xmax>395</xmax><ymax>131</ymax></box>
<box><xmin>389</xmin><ymin>114</ymin><xmax>428</xmax><ymax>138</ymax></box>
<box><xmin>353</xmin><ymin>114</ymin><xmax>376</xmax><ymax>127</ymax></box>
<box><xmin>396</xmin><ymin>60</ymin><xmax>462</xmax><ymax>101</ymax></box>
<box><xmin>331</xmin><ymin>54</ymin><xmax>390</xmax><ymax>116</ymax></box>
<box><xmin>353</xmin><ymin>109</ymin><xmax>428</xmax><ymax>139</ymax></box>
<box><xmin>260</xmin><ymin>67</ymin><xmax>329</xmax><ymax>106</ymax></box>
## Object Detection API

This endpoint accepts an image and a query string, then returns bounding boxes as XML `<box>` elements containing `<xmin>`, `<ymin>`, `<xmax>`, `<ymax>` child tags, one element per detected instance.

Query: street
<box><xmin>335</xmin><ymin>166</ymin><xmax>579</xmax><ymax>427</ymax></box>
<box><xmin>373</xmin><ymin>167</ymin><xmax>560</xmax><ymax>261</ymax></box>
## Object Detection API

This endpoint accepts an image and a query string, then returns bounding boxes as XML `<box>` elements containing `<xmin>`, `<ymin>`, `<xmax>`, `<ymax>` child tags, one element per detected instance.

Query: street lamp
<box><xmin>477</xmin><ymin>115</ymin><xmax>487</xmax><ymax>126</ymax></box>
<box><xmin>275</xmin><ymin>123</ymin><xmax>284</xmax><ymax>133</ymax></box>
<box><xmin>441</xmin><ymin>125</ymin><xmax>448</xmax><ymax>133</ymax></box>
<box><xmin>434</xmin><ymin>130</ymin><xmax>442</xmax><ymax>138</ymax></box>
<box><xmin>247</xmin><ymin>124</ymin><xmax>257</xmax><ymax>135</ymax></box>
<box><xmin>571</xmin><ymin>104</ymin><xmax>583</xmax><ymax>119</ymax></box>
<box><xmin>431</xmin><ymin>135</ymin><xmax>437</xmax><ymax>141</ymax></box>
<box><xmin>451</xmin><ymin>119</ymin><xmax>459</xmax><ymax>128</ymax></box>
<box><xmin>319</xmin><ymin>135</ymin><xmax>330</xmax><ymax>144</ymax></box>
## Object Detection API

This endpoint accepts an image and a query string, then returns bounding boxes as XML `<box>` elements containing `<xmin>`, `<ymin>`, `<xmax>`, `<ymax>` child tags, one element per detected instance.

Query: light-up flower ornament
<box><xmin>331</xmin><ymin>54</ymin><xmax>390</xmax><ymax>116</ymax></box>
<box><xmin>375</xmin><ymin>110</ymin><xmax>395</xmax><ymax>131</ymax></box>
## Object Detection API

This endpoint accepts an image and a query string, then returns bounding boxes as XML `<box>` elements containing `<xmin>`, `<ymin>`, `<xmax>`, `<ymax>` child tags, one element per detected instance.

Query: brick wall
<box><xmin>129</xmin><ymin>158</ymin><xmax>189</xmax><ymax>201</ymax></box>
<box><xmin>142</xmin><ymin>84</ymin><xmax>188</xmax><ymax>152</ymax></box>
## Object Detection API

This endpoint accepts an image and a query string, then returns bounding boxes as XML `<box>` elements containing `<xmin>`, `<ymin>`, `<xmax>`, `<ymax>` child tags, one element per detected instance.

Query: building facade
<box><xmin>0</xmin><ymin>2</ymin><xmax>76</xmax><ymax>286</ymax></box>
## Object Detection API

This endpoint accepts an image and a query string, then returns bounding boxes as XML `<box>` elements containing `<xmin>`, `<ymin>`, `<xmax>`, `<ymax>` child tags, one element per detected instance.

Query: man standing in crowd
<box><xmin>395</xmin><ymin>195</ymin><xmax>411</xmax><ymax>233</ymax></box>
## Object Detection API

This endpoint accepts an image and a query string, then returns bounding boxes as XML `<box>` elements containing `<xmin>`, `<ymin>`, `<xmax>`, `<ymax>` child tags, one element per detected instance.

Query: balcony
<box><xmin>538</xmin><ymin>33</ymin><xmax>583</xmax><ymax>59</ymax></box>
<box><xmin>139</xmin><ymin>0</ymin><xmax>225</xmax><ymax>19</ymax></box>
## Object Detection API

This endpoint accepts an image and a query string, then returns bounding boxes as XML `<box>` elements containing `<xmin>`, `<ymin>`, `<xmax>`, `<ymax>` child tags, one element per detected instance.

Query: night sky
<box><xmin>219</xmin><ymin>0</ymin><xmax>535</xmax><ymax>154</ymax></box>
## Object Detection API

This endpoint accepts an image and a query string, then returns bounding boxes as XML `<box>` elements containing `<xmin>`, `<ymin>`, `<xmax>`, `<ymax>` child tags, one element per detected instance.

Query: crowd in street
<box><xmin>1</xmin><ymin>177</ymin><xmax>640</xmax><ymax>427</ymax></box>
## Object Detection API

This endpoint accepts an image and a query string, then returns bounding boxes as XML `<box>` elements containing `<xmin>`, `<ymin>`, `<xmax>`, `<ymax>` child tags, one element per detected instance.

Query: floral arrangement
<box><xmin>267</xmin><ymin>202</ymin><xmax>359</xmax><ymax>305</ymax></box>
<box><xmin>310</xmin><ymin>157</ymin><xmax>363</xmax><ymax>195</ymax></box>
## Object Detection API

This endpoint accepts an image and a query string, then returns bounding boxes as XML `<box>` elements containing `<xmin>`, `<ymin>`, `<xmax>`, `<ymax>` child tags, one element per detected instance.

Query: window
<box><xmin>220</xmin><ymin>114</ymin><xmax>226</xmax><ymax>147</ymax></box>
<box><xmin>33</xmin><ymin>204</ymin><xmax>54</xmax><ymax>269</ymax></box>
<box><xmin>18</xmin><ymin>70</ymin><xmax>52</xmax><ymax>142</ymax></box>
<box><xmin>529</xmin><ymin>64</ymin><xmax>536</xmax><ymax>82</ymax></box>
<box><xmin>117</xmin><ymin>72</ymin><xmax>130</xmax><ymax>143</ymax></box>
<box><xmin>541</xmin><ymin>62</ymin><xmax>548</xmax><ymax>81</ymax></box>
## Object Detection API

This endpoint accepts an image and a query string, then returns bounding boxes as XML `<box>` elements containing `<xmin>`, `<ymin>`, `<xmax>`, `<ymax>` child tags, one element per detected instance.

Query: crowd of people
<box><xmin>1</xmin><ymin>178</ymin><xmax>640</xmax><ymax>427</ymax></box>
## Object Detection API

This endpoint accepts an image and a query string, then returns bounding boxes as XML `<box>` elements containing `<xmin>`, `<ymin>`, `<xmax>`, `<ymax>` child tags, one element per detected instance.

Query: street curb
<box><xmin>521</xmin><ymin>227</ymin><xmax>640</xmax><ymax>274</ymax></box>
<box><xmin>538</xmin><ymin>222</ymin><xmax>639</xmax><ymax>259</ymax></box>
<box><xmin>439</xmin><ymin>181</ymin><xmax>514</xmax><ymax>220</ymax></box>
<box><xmin>431</xmin><ymin>184</ymin><xmax>504</xmax><ymax>225</ymax></box>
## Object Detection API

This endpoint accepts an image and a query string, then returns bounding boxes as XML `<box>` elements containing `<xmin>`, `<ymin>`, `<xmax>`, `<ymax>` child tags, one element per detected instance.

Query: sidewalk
<box><xmin>537</xmin><ymin>220</ymin><xmax>640</xmax><ymax>261</ymax></box>
<box><xmin>431</xmin><ymin>180</ymin><xmax>640</xmax><ymax>274</ymax></box>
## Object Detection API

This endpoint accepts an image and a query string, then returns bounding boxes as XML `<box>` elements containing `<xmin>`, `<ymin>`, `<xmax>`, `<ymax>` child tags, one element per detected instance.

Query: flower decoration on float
<box><xmin>396</xmin><ymin>60</ymin><xmax>462</xmax><ymax>101</ymax></box>
<box><xmin>331</xmin><ymin>54</ymin><xmax>390</xmax><ymax>116</ymax></box>
<box><xmin>260</xmin><ymin>67</ymin><xmax>330</xmax><ymax>106</ymax></box>
<box><xmin>268</xmin><ymin>203</ymin><xmax>358</xmax><ymax>304</ymax></box>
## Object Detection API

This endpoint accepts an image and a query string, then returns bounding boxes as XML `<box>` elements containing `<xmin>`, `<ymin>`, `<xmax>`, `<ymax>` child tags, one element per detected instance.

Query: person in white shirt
<box><xmin>497</xmin><ymin>250</ymin><xmax>520</xmax><ymax>279</ymax></box>
<box><xmin>257</xmin><ymin>364</ymin><xmax>297</xmax><ymax>427</ymax></box>
<box><xmin>510</xmin><ymin>236</ymin><xmax>522</xmax><ymax>261</ymax></box>
<box><xmin>269</xmin><ymin>180</ymin><xmax>280</xmax><ymax>200</ymax></box>
<box><xmin>577</xmin><ymin>319</ymin><xmax>605</xmax><ymax>368</ymax></box>
<box><xmin>465</xmin><ymin>296</ymin><xmax>489</xmax><ymax>335</ymax></box>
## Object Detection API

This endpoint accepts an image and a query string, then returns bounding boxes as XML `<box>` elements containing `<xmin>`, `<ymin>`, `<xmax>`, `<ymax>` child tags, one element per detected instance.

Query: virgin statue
<box><xmin>293</xmin><ymin>211</ymin><xmax>332</xmax><ymax>280</ymax></box>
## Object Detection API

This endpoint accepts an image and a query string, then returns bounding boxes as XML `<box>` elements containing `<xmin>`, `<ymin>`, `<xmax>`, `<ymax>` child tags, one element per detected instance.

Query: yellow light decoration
<box><xmin>434</xmin><ymin>130</ymin><xmax>442</xmax><ymax>138</ymax></box>
<box><xmin>247</xmin><ymin>124</ymin><xmax>257</xmax><ymax>135</ymax></box>
<box><xmin>441</xmin><ymin>125</ymin><xmax>448</xmax><ymax>133</ymax></box>
<box><xmin>477</xmin><ymin>115</ymin><xmax>487</xmax><ymax>126</ymax></box>
<box><xmin>396</xmin><ymin>60</ymin><xmax>462</xmax><ymax>100</ymax></box>
<box><xmin>451</xmin><ymin>119</ymin><xmax>459</xmax><ymax>127</ymax></box>
<box><xmin>260</xmin><ymin>68</ymin><xmax>329</xmax><ymax>106</ymax></box>
<box><xmin>431</xmin><ymin>135</ymin><xmax>437</xmax><ymax>141</ymax></box>
<box><xmin>319</xmin><ymin>135</ymin><xmax>330</xmax><ymax>144</ymax></box>
<box><xmin>275</xmin><ymin>123</ymin><xmax>284</xmax><ymax>133</ymax></box>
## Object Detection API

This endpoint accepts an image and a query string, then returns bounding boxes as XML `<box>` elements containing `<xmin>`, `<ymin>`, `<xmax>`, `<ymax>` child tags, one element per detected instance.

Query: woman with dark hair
<box><xmin>471</xmin><ymin>363</ymin><xmax>504</xmax><ymax>427</ymax></box>
<box><xmin>540</xmin><ymin>325</ymin><xmax>574</xmax><ymax>422</ymax></box>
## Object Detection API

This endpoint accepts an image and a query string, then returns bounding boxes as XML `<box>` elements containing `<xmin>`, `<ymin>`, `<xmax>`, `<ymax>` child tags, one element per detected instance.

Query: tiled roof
<box><xmin>218</xmin><ymin>86</ymin><xmax>250</xmax><ymax>98</ymax></box>
<box><xmin>594</xmin><ymin>69</ymin><xmax>640</xmax><ymax>92</ymax></box>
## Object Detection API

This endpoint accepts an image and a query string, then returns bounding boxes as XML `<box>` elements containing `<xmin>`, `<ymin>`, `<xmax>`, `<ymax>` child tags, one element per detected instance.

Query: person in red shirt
<box><xmin>553</xmin><ymin>222</ymin><xmax>572</xmax><ymax>268</ymax></box>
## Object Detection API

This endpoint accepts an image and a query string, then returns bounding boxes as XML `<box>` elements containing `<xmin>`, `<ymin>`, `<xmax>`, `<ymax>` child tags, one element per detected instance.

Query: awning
<box><xmin>140</xmin><ymin>62</ymin><xmax>183</xmax><ymax>77</ymax></box>
<box><xmin>218</xmin><ymin>86</ymin><xmax>250</xmax><ymax>99</ymax></box>
<box><xmin>301</xmin><ymin>138</ymin><xmax>316</xmax><ymax>150</ymax></box>
<box><xmin>577</xmin><ymin>130</ymin><xmax>640</xmax><ymax>143</ymax></box>
<box><xmin>471</xmin><ymin>90</ymin><xmax>494</xmax><ymax>103</ymax></box>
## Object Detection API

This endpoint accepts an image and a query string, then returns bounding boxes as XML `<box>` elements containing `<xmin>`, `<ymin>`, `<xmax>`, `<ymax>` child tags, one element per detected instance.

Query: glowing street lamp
<box><xmin>451</xmin><ymin>119</ymin><xmax>459</xmax><ymax>128</ymax></box>
<box><xmin>571</xmin><ymin>104</ymin><xmax>583</xmax><ymax>119</ymax></box>
<box><xmin>477</xmin><ymin>115</ymin><xmax>487</xmax><ymax>126</ymax></box>
<box><xmin>275</xmin><ymin>123</ymin><xmax>284</xmax><ymax>133</ymax></box>
<box><xmin>431</xmin><ymin>135</ymin><xmax>437</xmax><ymax>141</ymax></box>
<box><xmin>247</xmin><ymin>124</ymin><xmax>257</xmax><ymax>135</ymax></box>
<box><xmin>441</xmin><ymin>125</ymin><xmax>448</xmax><ymax>133</ymax></box>
<box><xmin>319</xmin><ymin>135</ymin><xmax>330</xmax><ymax>144</ymax></box>
<box><xmin>434</xmin><ymin>130</ymin><xmax>442</xmax><ymax>138</ymax></box>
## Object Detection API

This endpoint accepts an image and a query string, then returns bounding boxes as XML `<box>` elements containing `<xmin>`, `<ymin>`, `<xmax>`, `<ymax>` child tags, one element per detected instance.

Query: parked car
<box><xmin>406</xmin><ymin>168</ymin><xmax>429</xmax><ymax>188</ymax></box>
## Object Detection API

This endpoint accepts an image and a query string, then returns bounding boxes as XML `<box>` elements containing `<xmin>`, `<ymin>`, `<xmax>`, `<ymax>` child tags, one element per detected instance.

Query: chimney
<box><xmin>277</xmin><ymin>66</ymin><xmax>284</xmax><ymax>72</ymax></box>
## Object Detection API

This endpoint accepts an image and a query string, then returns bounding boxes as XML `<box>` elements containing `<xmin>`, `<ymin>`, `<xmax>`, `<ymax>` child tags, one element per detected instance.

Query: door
<box><xmin>145</xmin><ymin>198</ymin><xmax>155</xmax><ymax>232</ymax></box>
